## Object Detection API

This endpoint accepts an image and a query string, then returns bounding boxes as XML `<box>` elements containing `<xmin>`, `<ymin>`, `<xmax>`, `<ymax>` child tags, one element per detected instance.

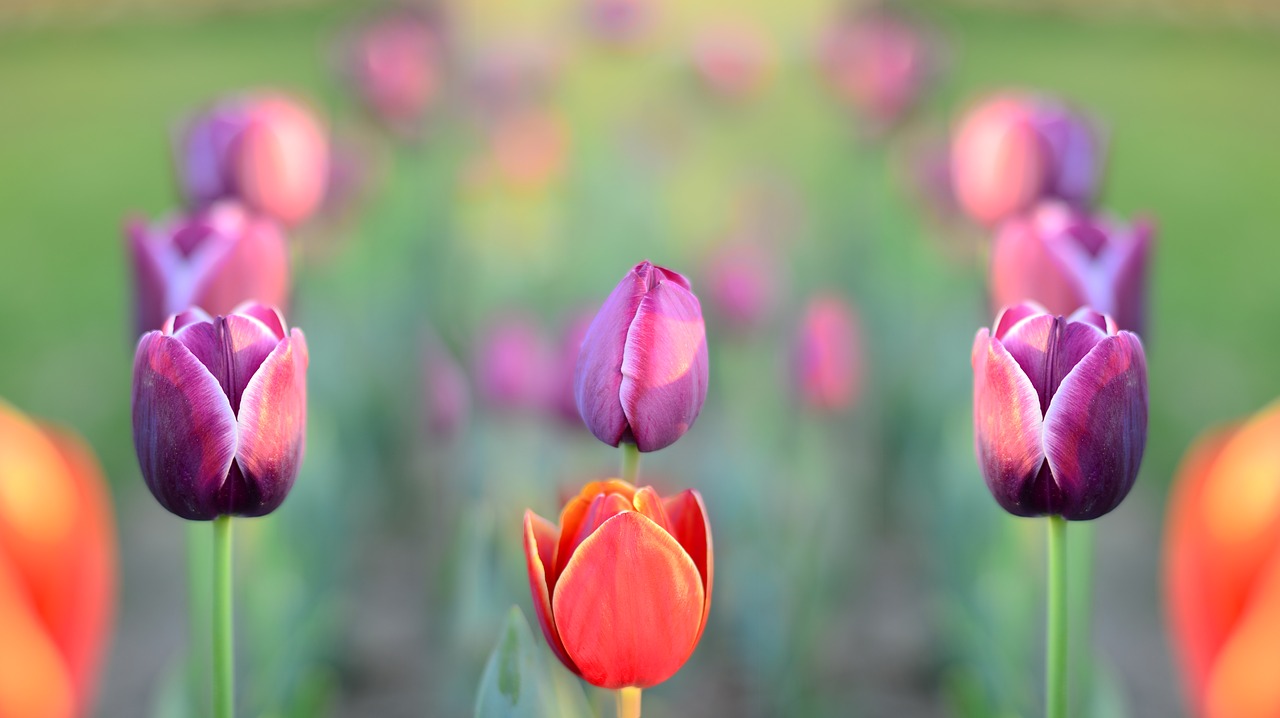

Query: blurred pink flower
<box><xmin>583</xmin><ymin>0</ymin><xmax>652</xmax><ymax>44</ymax></box>
<box><xmin>792</xmin><ymin>294</ymin><xmax>863</xmax><ymax>414</ymax></box>
<box><xmin>820</xmin><ymin>10</ymin><xmax>936</xmax><ymax>132</ymax></box>
<box><xmin>703</xmin><ymin>242</ymin><xmax>777</xmax><ymax>333</ymax></box>
<box><xmin>692</xmin><ymin>23</ymin><xmax>774</xmax><ymax>100</ymax></box>
<box><xmin>342</xmin><ymin>8</ymin><xmax>443</xmax><ymax>136</ymax></box>
<box><xmin>475</xmin><ymin>314</ymin><xmax>553</xmax><ymax>413</ymax></box>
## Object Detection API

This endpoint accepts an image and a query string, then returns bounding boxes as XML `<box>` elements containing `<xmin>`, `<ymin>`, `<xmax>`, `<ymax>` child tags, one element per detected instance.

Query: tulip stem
<box><xmin>621</xmin><ymin>442</ymin><xmax>640</xmax><ymax>483</ymax></box>
<box><xmin>213</xmin><ymin>515</ymin><xmax>234</xmax><ymax>718</ymax></box>
<box><xmin>617</xmin><ymin>687</ymin><xmax>641</xmax><ymax>718</ymax></box>
<box><xmin>1047</xmin><ymin>514</ymin><xmax>1067</xmax><ymax>718</ymax></box>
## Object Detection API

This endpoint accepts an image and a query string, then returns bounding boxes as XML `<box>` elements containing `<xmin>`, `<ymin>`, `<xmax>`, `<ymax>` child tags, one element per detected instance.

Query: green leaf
<box><xmin>474</xmin><ymin>606</ymin><xmax>591</xmax><ymax>718</ymax></box>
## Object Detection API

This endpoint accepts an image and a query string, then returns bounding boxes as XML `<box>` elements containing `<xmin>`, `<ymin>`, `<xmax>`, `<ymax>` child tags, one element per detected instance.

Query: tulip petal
<box><xmin>233</xmin><ymin>329</ymin><xmax>307</xmax><ymax>517</ymax></box>
<box><xmin>0</xmin><ymin>552</ymin><xmax>76</xmax><ymax>718</ymax></box>
<box><xmin>555</xmin><ymin>491</ymin><xmax>631</xmax><ymax>584</ymax></box>
<box><xmin>173</xmin><ymin>314</ymin><xmax>284</xmax><ymax>412</ymax></box>
<box><xmin>132</xmin><ymin>332</ymin><xmax>238</xmax><ymax>520</ymax></box>
<box><xmin>1110</xmin><ymin>218</ymin><xmax>1153</xmax><ymax>334</ymax></box>
<box><xmin>619</xmin><ymin>275</ymin><xmax>709</xmax><ymax>452</ymax></box>
<box><xmin>523</xmin><ymin>510</ymin><xmax>578</xmax><ymax>675</ymax></box>
<box><xmin>998</xmin><ymin>313</ymin><xmax>1107</xmax><ymax>412</ymax></box>
<box><xmin>575</xmin><ymin>267</ymin><xmax>648</xmax><ymax>446</ymax></box>
<box><xmin>193</xmin><ymin>216</ymin><xmax>291</xmax><ymax>323</ymax></box>
<box><xmin>991</xmin><ymin>215</ymin><xmax>1085</xmax><ymax>320</ymax></box>
<box><xmin>1043</xmin><ymin>332</ymin><xmax>1147</xmax><ymax>520</ymax></box>
<box><xmin>631</xmin><ymin>487</ymin><xmax>672</xmax><ymax>533</ymax></box>
<box><xmin>553</xmin><ymin>512</ymin><xmax>705</xmax><ymax>689</ymax></box>
<box><xmin>1204</xmin><ymin>549</ymin><xmax>1280</xmax><ymax>718</ymax></box>
<box><xmin>126</xmin><ymin>219</ymin><xmax>170</xmax><ymax>336</ymax></box>
<box><xmin>664</xmin><ymin>489</ymin><xmax>713</xmax><ymax>645</ymax></box>
<box><xmin>232</xmin><ymin>302</ymin><xmax>287</xmax><ymax>340</ymax></box>
<box><xmin>972</xmin><ymin>329</ymin><xmax>1047</xmax><ymax>517</ymax></box>
<box><xmin>992</xmin><ymin>301</ymin><xmax>1048</xmax><ymax>340</ymax></box>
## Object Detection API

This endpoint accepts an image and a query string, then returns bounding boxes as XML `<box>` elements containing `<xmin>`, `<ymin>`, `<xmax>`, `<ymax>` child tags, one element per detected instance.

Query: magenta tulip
<box><xmin>575</xmin><ymin>261</ymin><xmax>709</xmax><ymax>452</ymax></box>
<box><xmin>703</xmin><ymin>242</ymin><xmax>776</xmax><ymax>333</ymax></box>
<box><xmin>792</xmin><ymin>294</ymin><xmax>862</xmax><ymax>413</ymax></box>
<box><xmin>126</xmin><ymin>202</ymin><xmax>290</xmax><ymax>337</ymax></box>
<box><xmin>132</xmin><ymin>304</ymin><xmax>308</xmax><ymax>520</ymax></box>
<box><xmin>991</xmin><ymin>202</ymin><xmax>1154</xmax><ymax>334</ymax></box>
<box><xmin>342</xmin><ymin>8</ymin><xmax>442</xmax><ymax>135</ymax></box>
<box><xmin>972</xmin><ymin>303</ymin><xmax>1147</xmax><ymax>520</ymax></box>
<box><xmin>819</xmin><ymin>10</ymin><xmax>935</xmax><ymax>131</ymax></box>
<box><xmin>476</xmin><ymin>314</ymin><xmax>552</xmax><ymax>413</ymax></box>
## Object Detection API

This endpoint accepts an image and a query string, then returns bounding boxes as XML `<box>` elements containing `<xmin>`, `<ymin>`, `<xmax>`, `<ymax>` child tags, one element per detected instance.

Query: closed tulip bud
<box><xmin>972</xmin><ymin>303</ymin><xmax>1147</xmax><ymax>520</ymax></box>
<box><xmin>177</xmin><ymin>92</ymin><xmax>329</xmax><ymax>226</ymax></box>
<box><xmin>523</xmin><ymin>479</ymin><xmax>712</xmax><ymax>689</ymax></box>
<box><xmin>819</xmin><ymin>10</ymin><xmax>935</xmax><ymax>131</ymax></box>
<box><xmin>476</xmin><ymin>314</ymin><xmax>552</xmax><ymax>413</ymax></box>
<box><xmin>951</xmin><ymin>93</ymin><xmax>1103</xmax><ymax>226</ymax></box>
<box><xmin>1166</xmin><ymin>402</ymin><xmax>1280</xmax><ymax>718</ymax></box>
<box><xmin>132</xmin><ymin>304</ymin><xmax>308</xmax><ymax>520</ymax></box>
<box><xmin>704</xmin><ymin>242</ymin><xmax>776</xmax><ymax>333</ymax></box>
<box><xmin>0</xmin><ymin>400</ymin><xmax>115</xmax><ymax>718</ymax></box>
<box><xmin>342</xmin><ymin>8</ymin><xmax>442</xmax><ymax>135</ymax></box>
<box><xmin>992</xmin><ymin>202</ymin><xmax>1154</xmax><ymax>335</ymax></box>
<box><xmin>692</xmin><ymin>23</ymin><xmax>774</xmax><ymax>100</ymax></box>
<box><xmin>125</xmin><ymin>202</ymin><xmax>290</xmax><ymax>337</ymax></box>
<box><xmin>792</xmin><ymin>294</ymin><xmax>862</xmax><ymax>413</ymax></box>
<box><xmin>575</xmin><ymin>261</ymin><xmax>709</xmax><ymax>452</ymax></box>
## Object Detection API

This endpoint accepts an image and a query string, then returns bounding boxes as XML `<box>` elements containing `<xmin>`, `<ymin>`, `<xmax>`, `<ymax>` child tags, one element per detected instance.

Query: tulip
<box><xmin>951</xmin><ymin>93</ymin><xmax>1102</xmax><ymax>226</ymax></box>
<box><xmin>177</xmin><ymin>92</ymin><xmax>329</xmax><ymax>226</ymax></box>
<box><xmin>0</xmin><ymin>400</ymin><xmax>115</xmax><ymax>718</ymax></box>
<box><xmin>575</xmin><ymin>261</ymin><xmax>709</xmax><ymax>453</ymax></box>
<box><xmin>972</xmin><ymin>303</ymin><xmax>1147</xmax><ymax>519</ymax></box>
<box><xmin>703</xmin><ymin>242</ymin><xmax>776</xmax><ymax>333</ymax></box>
<box><xmin>475</xmin><ymin>314</ymin><xmax>552</xmax><ymax>413</ymax></box>
<box><xmin>342</xmin><ymin>8</ymin><xmax>442</xmax><ymax>135</ymax></box>
<box><xmin>991</xmin><ymin>202</ymin><xmax>1154</xmax><ymax>335</ymax></box>
<box><xmin>583</xmin><ymin>0</ymin><xmax>651</xmax><ymax>44</ymax></box>
<box><xmin>125</xmin><ymin>202</ymin><xmax>290</xmax><ymax>337</ymax></box>
<box><xmin>692</xmin><ymin>23</ymin><xmax>773</xmax><ymax>100</ymax></box>
<box><xmin>132</xmin><ymin>304</ymin><xmax>308</xmax><ymax>520</ymax></box>
<box><xmin>819</xmin><ymin>10</ymin><xmax>935</xmax><ymax>131</ymax></box>
<box><xmin>792</xmin><ymin>294</ymin><xmax>862</xmax><ymax>413</ymax></box>
<box><xmin>523</xmin><ymin>479</ymin><xmax>712</xmax><ymax>689</ymax></box>
<box><xmin>1166</xmin><ymin>401</ymin><xmax>1280</xmax><ymax>718</ymax></box>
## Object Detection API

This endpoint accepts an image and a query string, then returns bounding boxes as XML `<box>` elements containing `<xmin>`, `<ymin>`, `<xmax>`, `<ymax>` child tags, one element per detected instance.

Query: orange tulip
<box><xmin>1166</xmin><ymin>400</ymin><xmax>1280</xmax><ymax>718</ymax></box>
<box><xmin>523</xmin><ymin>479</ymin><xmax>712</xmax><ymax>689</ymax></box>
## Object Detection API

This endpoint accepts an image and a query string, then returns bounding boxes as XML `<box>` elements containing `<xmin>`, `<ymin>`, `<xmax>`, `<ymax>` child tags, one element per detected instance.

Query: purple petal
<box><xmin>126</xmin><ymin>218</ymin><xmax>170</xmax><ymax>336</ymax></box>
<box><xmin>619</xmin><ymin>272</ymin><xmax>709</xmax><ymax>452</ymax></box>
<box><xmin>998</xmin><ymin>314</ymin><xmax>1108</xmax><ymax>412</ymax></box>
<box><xmin>990</xmin><ymin>216</ymin><xmax>1086</xmax><ymax>321</ymax></box>
<box><xmin>172</xmin><ymin>315</ymin><xmax>282</xmax><ymax>413</ymax></box>
<box><xmin>972</xmin><ymin>329</ymin><xmax>1048</xmax><ymax>517</ymax></box>
<box><xmin>1042</xmin><ymin>332</ymin><xmax>1148</xmax><ymax>520</ymax></box>
<box><xmin>231</xmin><ymin>302</ymin><xmax>288</xmax><ymax>340</ymax></box>
<box><xmin>1110</xmin><ymin>218</ymin><xmax>1154</xmax><ymax>335</ymax></box>
<box><xmin>992</xmin><ymin>301</ymin><xmax>1048</xmax><ymax>340</ymax></box>
<box><xmin>233</xmin><ymin>329</ymin><xmax>308</xmax><ymax>517</ymax></box>
<box><xmin>168</xmin><ymin>307</ymin><xmax>212</xmax><ymax>333</ymax></box>
<box><xmin>575</xmin><ymin>264</ymin><xmax>649</xmax><ymax>446</ymax></box>
<box><xmin>132</xmin><ymin>332</ymin><xmax>238</xmax><ymax>520</ymax></box>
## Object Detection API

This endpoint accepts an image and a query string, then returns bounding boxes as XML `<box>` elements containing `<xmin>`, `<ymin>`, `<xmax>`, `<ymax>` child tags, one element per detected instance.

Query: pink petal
<box><xmin>575</xmin><ymin>265</ymin><xmax>648</xmax><ymax>446</ymax></box>
<box><xmin>972</xmin><ymin>329</ymin><xmax>1047</xmax><ymax>517</ymax></box>
<box><xmin>233</xmin><ymin>329</ymin><xmax>308</xmax><ymax>517</ymax></box>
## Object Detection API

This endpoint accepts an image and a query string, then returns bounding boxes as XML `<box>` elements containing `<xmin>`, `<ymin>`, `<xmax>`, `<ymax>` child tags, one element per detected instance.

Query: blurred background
<box><xmin>1</xmin><ymin>0</ymin><xmax>1279</xmax><ymax>716</ymax></box>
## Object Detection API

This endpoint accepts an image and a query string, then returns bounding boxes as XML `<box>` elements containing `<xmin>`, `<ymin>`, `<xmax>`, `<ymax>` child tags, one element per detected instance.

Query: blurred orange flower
<box><xmin>1166</xmin><ymin>401</ymin><xmax>1280</xmax><ymax>718</ymax></box>
<box><xmin>0</xmin><ymin>400</ymin><xmax>116</xmax><ymax>718</ymax></box>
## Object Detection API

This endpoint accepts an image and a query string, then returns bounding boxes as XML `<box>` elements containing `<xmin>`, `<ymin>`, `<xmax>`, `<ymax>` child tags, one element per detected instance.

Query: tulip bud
<box><xmin>951</xmin><ymin>93</ymin><xmax>1102</xmax><ymax>226</ymax></box>
<box><xmin>342</xmin><ymin>8</ymin><xmax>442</xmax><ymax>135</ymax></box>
<box><xmin>692</xmin><ymin>23</ymin><xmax>773</xmax><ymax>100</ymax></box>
<box><xmin>972</xmin><ymin>303</ymin><xmax>1147</xmax><ymax>520</ymax></box>
<box><xmin>125</xmin><ymin>202</ymin><xmax>290</xmax><ymax>337</ymax></box>
<box><xmin>132</xmin><ymin>304</ymin><xmax>308</xmax><ymax>520</ymax></box>
<box><xmin>791</xmin><ymin>294</ymin><xmax>863</xmax><ymax>413</ymax></box>
<box><xmin>703</xmin><ymin>242</ymin><xmax>776</xmax><ymax>334</ymax></box>
<box><xmin>0</xmin><ymin>400</ymin><xmax>115</xmax><ymax>718</ymax></box>
<box><xmin>819</xmin><ymin>10</ymin><xmax>936</xmax><ymax>132</ymax></box>
<box><xmin>523</xmin><ymin>479</ymin><xmax>712</xmax><ymax>689</ymax></box>
<box><xmin>991</xmin><ymin>202</ymin><xmax>1154</xmax><ymax>335</ymax></box>
<box><xmin>575</xmin><ymin>261</ymin><xmax>709</xmax><ymax>452</ymax></box>
<box><xmin>177</xmin><ymin>92</ymin><xmax>329</xmax><ymax>226</ymax></box>
<box><xmin>1166</xmin><ymin>402</ymin><xmax>1280</xmax><ymax>718</ymax></box>
<box><xmin>475</xmin><ymin>314</ymin><xmax>552</xmax><ymax>413</ymax></box>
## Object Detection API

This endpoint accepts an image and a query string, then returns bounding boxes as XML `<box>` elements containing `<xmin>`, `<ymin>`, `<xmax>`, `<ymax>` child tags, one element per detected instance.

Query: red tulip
<box><xmin>0</xmin><ymin>400</ymin><xmax>116</xmax><ymax>718</ymax></box>
<box><xmin>1166</xmin><ymin>401</ymin><xmax>1280</xmax><ymax>718</ymax></box>
<box><xmin>524</xmin><ymin>479</ymin><xmax>712</xmax><ymax>689</ymax></box>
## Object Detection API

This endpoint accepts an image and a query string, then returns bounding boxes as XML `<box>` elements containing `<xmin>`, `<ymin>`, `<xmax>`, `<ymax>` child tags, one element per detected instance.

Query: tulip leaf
<box><xmin>474</xmin><ymin>606</ymin><xmax>592</xmax><ymax>718</ymax></box>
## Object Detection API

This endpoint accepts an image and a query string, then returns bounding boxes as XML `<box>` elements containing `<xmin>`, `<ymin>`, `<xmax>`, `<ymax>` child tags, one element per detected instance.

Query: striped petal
<box><xmin>972</xmin><ymin>328</ymin><xmax>1046</xmax><ymax>517</ymax></box>
<box><xmin>233</xmin><ymin>329</ymin><xmax>307</xmax><ymax>517</ymax></box>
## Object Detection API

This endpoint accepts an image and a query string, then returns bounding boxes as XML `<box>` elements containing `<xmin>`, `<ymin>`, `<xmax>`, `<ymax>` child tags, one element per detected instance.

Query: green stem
<box><xmin>213</xmin><ymin>515</ymin><xmax>234</xmax><ymax>718</ymax></box>
<box><xmin>621</xmin><ymin>442</ymin><xmax>640</xmax><ymax>484</ymax></box>
<box><xmin>1069</xmin><ymin>522</ymin><xmax>1095</xmax><ymax>710</ymax></box>
<box><xmin>616</xmin><ymin>687</ymin><xmax>641</xmax><ymax>718</ymax></box>
<box><xmin>1046</xmin><ymin>515</ymin><xmax>1067</xmax><ymax>718</ymax></box>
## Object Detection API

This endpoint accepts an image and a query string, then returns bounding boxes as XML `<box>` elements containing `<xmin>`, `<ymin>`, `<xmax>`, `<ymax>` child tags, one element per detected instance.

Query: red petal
<box><xmin>523</xmin><ymin>510</ymin><xmax>578</xmax><ymax>675</ymax></box>
<box><xmin>663</xmin><ymin>489</ymin><xmax>713</xmax><ymax>645</ymax></box>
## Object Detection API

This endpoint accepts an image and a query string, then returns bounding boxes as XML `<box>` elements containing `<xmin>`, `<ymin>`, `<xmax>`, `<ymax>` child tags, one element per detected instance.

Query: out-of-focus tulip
<box><xmin>575</xmin><ymin>261</ymin><xmax>709</xmax><ymax>453</ymax></box>
<box><xmin>177</xmin><ymin>92</ymin><xmax>329</xmax><ymax>226</ymax></box>
<box><xmin>342</xmin><ymin>8</ymin><xmax>442</xmax><ymax>135</ymax></box>
<box><xmin>703</xmin><ymin>242</ymin><xmax>776</xmax><ymax>333</ymax></box>
<box><xmin>951</xmin><ymin>93</ymin><xmax>1102</xmax><ymax>226</ymax></box>
<box><xmin>125</xmin><ymin>202</ymin><xmax>290</xmax><ymax>337</ymax></box>
<box><xmin>549</xmin><ymin>311</ymin><xmax>595</xmax><ymax>427</ymax></box>
<box><xmin>819</xmin><ymin>10</ymin><xmax>935</xmax><ymax>132</ymax></box>
<box><xmin>991</xmin><ymin>202</ymin><xmax>1154</xmax><ymax>335</ymax></box>
<box><xmin>972</xmin><ymin>303</ymin><xmax>1147</xmax><ymax>520</ymax></box>
<box><xmin>583</xmin><ymin>0</ymin><xmax>651</xmax><ymax>44</ymax></box>
<box><xmin>0</xmin><ymin>400</ymin><xmax>115</xmax><ymax>718</ymax></box>
<box><xmin>523</xmin><ymin>479</ymin><xmax>712</xmax><ymax>689</ymax></box>
<box><xmin>476</xmin><ymin>314</ymin><xmax>552</xmax><ymax>413</ymax></box>
<box><xmin>792</xmin><ymin>294</ymin><xmax>862</xmax><ymax>413</ymax></box>
<box><xmin>488</xmin><ymin>108</ymin><xmax>568</xmax><ymax>190</ymax></box>
<box><xmin>422</xmin><ymin>339</ymin><xmax>470</xmax><ymax>440</ymax></box>
<box><xmin>132</xmin><ymin>304</ymin><xmax>308</xmax><ymax>520</ymax></box>
<box><xmin>692</xmin><ymin>23</ymin><xmax>773</xmax><ymax>100</ymax></box>
<box><xmin>1166</xmin><ymin>402</ymin><xmax>1280</xmax><ymax>718</ymax></box>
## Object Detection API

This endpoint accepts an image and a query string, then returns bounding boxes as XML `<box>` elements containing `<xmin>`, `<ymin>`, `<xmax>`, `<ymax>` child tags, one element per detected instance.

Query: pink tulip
<box><xmin>703</xmin><ymin>242</ymin><xmax>776</xmax><ymax>333</ymax></box>
<box><xmin>476</xmin><ymin>314</ymin><xmax>553</xmax><ymax>413</ymax></box>
<box><xmin>342</xmin><ymin>8</ymin><xmax>442</xmax><ymax>135</ymax></box>
<box><xmin>792</xmin><ymin>294</ymin><xmax>863</xmax><ymax>413</ymax></box>
<box><xmin>820</xmin><ymin>10</ymin><xmax>935</xmax><ymax>131</ymax></box>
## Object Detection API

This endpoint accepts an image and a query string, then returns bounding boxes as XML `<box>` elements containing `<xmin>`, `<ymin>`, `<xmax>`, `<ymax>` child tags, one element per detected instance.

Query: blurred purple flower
<box><xmin>951</xmin><ymin>92</ymin><xmax>1103</xmax><ymax>226</ymax></box>
<box><xmin>177</xmin><ymin>91</ymin><xmax>329</xmax><ymax>226</ymax></box>
<box><xmin>125</xmin><ymin>202</ymin><xmax>290</xmax><ymax>337</ymax></box>
<box><xmin>342</xmin><ymin>8</ymin><xmax>443</xmax><ymax>135</ymax></box>
<box><xmin>792</xmin><ymin>294</ymin><xmax>862</xmax><ymax>414</ymax></box>
<box><xmin>476</xmin><ymin>314</ymin><xmax>552</xmax><ymax>413</ymax></box>
<box><xmin>575</xmin><ymin>261</ymin><xmax>709</xmax><ymax>452</ymax></box>
<box><xmin>132</xmin><ymin>304</ymin><xmax>308</xmax><ymax>520</ymax></box>
<box><xmin>972</xmin><ymin>303</ymin><xmax>1147</xmax><ymax>520</ymax></box>
<box><xmin>819</xmin><ymin>9</ymin><xmax>936</xmax><ymax>132</ymax></box>
<box><xmin>991</xmin><ymin>202</ymin><xmax>1154</xmax><ymax>335</ymax></box>
<box><xmin>549</xmin><ymin>310</ymin><xmax>595</xmax><ymax>427</ymax></box>
<box><xmin>703</xmin><ymin>242</ymin><xmax>776</xmax><ymax>333</ymax></box>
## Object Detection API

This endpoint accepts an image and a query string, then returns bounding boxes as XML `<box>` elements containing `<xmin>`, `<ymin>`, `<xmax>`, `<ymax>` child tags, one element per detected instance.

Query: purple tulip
<box><xmin>126</xmin><ymin>202</ymin><xmax>291</xmax><ymax>337</ymax></box>
<box><xmin>972</xmin><ymin>303</ymin><xmax>1147</xmax><ymax>520</ymax></box>
<box><xmin>475</xmin><ymin>314</ymin><xmax>552</xmax><ymax>413</ymax></box>
<box><xmin>132</xmin><ymin>304</ymin><xmax>308</xmax><ymax>520</ymax></box>
<box><xmin>991</xmin><ymin>202</ymin><xmax>1154</xmax><ymax>335</ymax></box>
<box><xmin>575</xmin><ymin>261</ymin><xmax>709</xmax><ymax>452</ymax></box>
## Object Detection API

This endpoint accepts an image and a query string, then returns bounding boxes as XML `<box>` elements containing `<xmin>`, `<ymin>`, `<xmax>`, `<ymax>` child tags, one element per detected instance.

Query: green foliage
<box><xmin>474</xmin><ymin>606</ymin><xmax>592</xmax><ymax>718</ymax></box>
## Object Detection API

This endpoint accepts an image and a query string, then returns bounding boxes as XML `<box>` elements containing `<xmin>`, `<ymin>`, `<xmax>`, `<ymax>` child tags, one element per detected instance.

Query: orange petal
<box><xmin>522</xmin><ymin>510</ymin><xmax>577</xmax><ymax>675</ymax></box>
<box><xmin>664</xmin><ymin>489</ymin><xmax>713</xmax><ymax>645</ymax></box>
<box><xmin>1205</xmin><ymin>549</ymin><xmax>1280</xmax><ymax>718</ymax></box>
<box><xmin>0</xmin><ymin>551</ymin><xmax>75</xmax><ymax>718</ymax></box>
<box><xmin>554</xmin><ymin>484</ymin><xmax>632</xmax><ymax>581</ymax></box>
<box><xmin>552</xmin><ymin>511</ymin><xmax>704</xmax><ymax>689</ymax></box>
<box><xmin>631</xmin><ymin>487</ymin><xmax>672</xmax><ymax>534</ymax></box>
